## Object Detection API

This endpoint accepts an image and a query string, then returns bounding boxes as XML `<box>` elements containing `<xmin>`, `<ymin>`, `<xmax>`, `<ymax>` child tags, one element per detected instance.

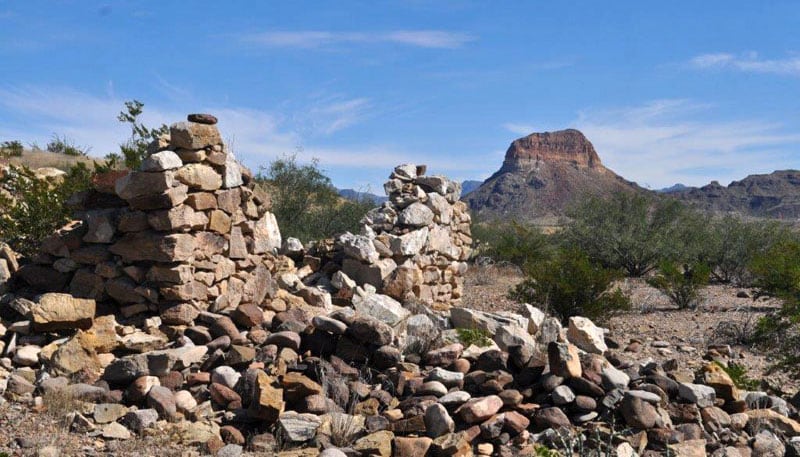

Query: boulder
<box><xmin>31</xmin><ymin>293</ymin><xmax>95</xmax><ymax>331</ymax></box>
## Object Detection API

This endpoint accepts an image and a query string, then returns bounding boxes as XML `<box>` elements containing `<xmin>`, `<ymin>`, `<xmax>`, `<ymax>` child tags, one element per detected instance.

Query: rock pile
<box><xmin>332</xmin><ymin>164</ymin><xmax>472</xmax><ymax>310</ymax></box>
<box><xmin>11</xmin><ymin>116</ymin><xmax>285</xmax><ymax>328</ymax></box>
<box><xmin>1</xmin><ymin>116</ymin><xmax>799</xmax><ymax>457</ymax></box>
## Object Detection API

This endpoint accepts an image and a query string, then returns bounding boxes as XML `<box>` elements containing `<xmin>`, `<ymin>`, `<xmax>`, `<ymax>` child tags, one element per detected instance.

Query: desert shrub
<box><xmin>471</xmin><ymin>220</ymin><xmax>553</xmax><ymax>271</ymax></box>
<box><xmin>112</xmin><ymin>99</ymin><xmax>169</xmax><ymax>170</ymax></box>
<box><xmin>647</xmin><ymin>261</ymin><xmax>710</xmax><ymax>309</ymax></box>
<box><xmin>256</xmin><ymin>155</ymin><xmax>373</xmax><ymax>242</ymax></box>
<box><xmin>46</xmin><ymin>134</ymin><xmax>88</xmax><ymax>156</ymax></box>
<box><xmin>564</xmin><ymin>192</ymin><xmax>704</xmax><ymax>277</ymax></box>
<box><xmin>456</xmin><ymin>327</ymin><xmax>492</xmax><ymax>347</ymax></box>
<box><xmin>0</xmin><ymin>140</ymin><xmax>23</xmax><ymax>157</ymax></box>
<box><xmin>748</xmin><ymin>240</ymin><xmax>800</xmax><ymax>374</ymax></box>
<box><xmin>509</xmin><ymin>247</ymin><xmax>630</xmax><ymax>323</ymax></box>
<box><xmin>704</xmin><ymin>216</ymin><xmax>792</xmax><ymax>285</ymax></box>
<box><xmin>0</xmin><ymin>163</ymin><xmax>93</xmax><ymax>255</ymax></box>
<box><xmin>713</xmin><ymin>361</ymin><xmax>759</xmax><ymax>390</ymax></box>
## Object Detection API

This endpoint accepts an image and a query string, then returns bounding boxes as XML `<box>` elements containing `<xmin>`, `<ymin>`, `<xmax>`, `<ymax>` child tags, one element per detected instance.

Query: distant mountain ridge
<box><xmin>670</xmin><ymin>170</ymin><xmax>800</xmax><ymax>219</ymax></box>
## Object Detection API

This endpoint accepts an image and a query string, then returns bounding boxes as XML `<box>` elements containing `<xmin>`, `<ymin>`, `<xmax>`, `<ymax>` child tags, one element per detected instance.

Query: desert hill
<box><xmin>464</xmin><ymin>129</ymin><xmax>642</xmax><ymax>221</ymax></box>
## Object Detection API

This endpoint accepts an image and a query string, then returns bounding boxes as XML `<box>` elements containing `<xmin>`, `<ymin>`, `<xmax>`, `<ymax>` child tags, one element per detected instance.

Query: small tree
<box><xmin>564</xmin><ymin>192</ymin><xmax>700</xmax><ymax>277</ymax></box>
<box><xmin>647</xmin><ymin>261</ymin><xmax>710</xmax><ymax>309</ymax></box>
<box><xmin>748</xmin><ymin>240</ymin><xmax>800</xmax><ymax>374</ymax></box>
<box><xmin>256</xmin><ymin>155</ymin><xmax>373</xmax><ymax>242</ymax></box>
<box><xmin>114</xmin><ymin>100</ymin><xmax>168</xmax><ymax>170</ymax></box>
<box><xmin>509</xmin><ymin>247</ymin><xmax>630</xmax><ymax>323</ymax></box>
<box><xmin>471</xmin><ymin>220</ymin><xmax>553</xmax><ymax>271</ymax></box>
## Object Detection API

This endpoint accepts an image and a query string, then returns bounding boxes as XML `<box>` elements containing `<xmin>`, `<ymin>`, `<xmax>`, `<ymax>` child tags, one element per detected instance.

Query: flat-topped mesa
<box><xmin>500</xmin><ymin>129</ymin><xmax>604</xmax><ymax>173</ymax></box>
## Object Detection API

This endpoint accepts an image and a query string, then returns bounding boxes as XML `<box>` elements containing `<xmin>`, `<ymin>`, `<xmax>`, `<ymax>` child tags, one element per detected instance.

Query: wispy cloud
<box><xmin>689</xmin><ymin>51</ymin><xmax>800</xmax><ymax>77</ymax></box>
<box><xmin>504</xmin><ymin>99</ymin><xmax>800</xmax><ymax>188</ymax></box>
<box><xmin>304</xmin><ymin>97</ymin><xmax>372</xmax><ymax>135</ymax></box>
<box><xmin>240</xmin><ymin>30</ymin><xmax>475</xmax><ymax>49</ymax></box>
<box><xmin>0</xmin><ymin>85</ymin><xmax>487</xmax><ymax>191</ymax></box>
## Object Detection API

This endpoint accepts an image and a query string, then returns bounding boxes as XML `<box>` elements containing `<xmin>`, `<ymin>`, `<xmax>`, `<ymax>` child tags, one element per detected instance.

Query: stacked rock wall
<box><xmin>13</xmin><ymin>115</ymin><xmax>283</xmax><ymax>325</ymax></box>
<box><xmin>335</xmin><ymin>164</ymin><xmax>472</xmax><ymax>310</ymax></box>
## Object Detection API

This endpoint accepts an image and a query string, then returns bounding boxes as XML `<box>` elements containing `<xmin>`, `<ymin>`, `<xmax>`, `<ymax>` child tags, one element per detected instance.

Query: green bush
<box><xmin>46</xmin><ymin>134</ymin><xmax>88</xmax><ymax>156</ymax></box>
<box><xmin>748</xmin><ymin>240</ymin><xmax>800</xmax><ymax>375</ymax></box>
<box><xmin>564</xmin><ymin>192</ymin><xmax>703</xmax><ymax>277</ymax></box>
<box><xmin>471</xmin><ymin>220</ymin><xmax>553</xmax><ymax>271</ymax></box>
<box><xmin>713</xmin><ymin>361</ymin><xmax>759</xmax><ymax>390</ymax></box>
<box><xmin>703</xmin><ymin>215</ymin><xmax>792</xmax><ymax>285</ymax></box>
<box><xmin>0</xmin><ymin>140</ymin><xmax>23</xmax><ymax>157</ymax></box>
<box><xmin>0</xmin><ymin>164</ymin><xmax>93</xmax><ymax>256</ymax></box>
<box><xmin>456</xmin><ymin>327</ymin><xmax>492</xmax><ymax>347</ymax></box>
<box><xmin>647</xmin><ymin>261</ymin><xmax>710</xmax><ymax>309</ymax></box>
<box><xmin>509</xmin><ymin>247</ymin><xmax>630</xmax><ymax>323</ymax></box>
<box><xmin>256</xmin><ymin>155</ymin><xmax>374</xmax><ymax>242</ymax></box>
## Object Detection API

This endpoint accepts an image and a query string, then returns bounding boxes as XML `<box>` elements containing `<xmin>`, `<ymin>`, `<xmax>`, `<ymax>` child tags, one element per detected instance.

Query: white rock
<box><xmin>567</xmin><ymin>316</ymin><xmax>608</xmax><ymax>354</ymax></box>
<box><xmin>520</xmin><ymin>304</ymin><xmax>546</xmax><ymax>336</ymax></box>
<box><xmin>388</xmin><ymin>227</ymin><xmax>429</xmax><ymax>256</ymax></box>
<box><xmin>12</xmin><ymin>345</ymin><xmax>41</xmax><ymax>366</ymax></box>
<box><xmin>340</xmin><ymin>233</ymin><xmax>380</xmax><ymax>263</ymax></box>
<box><xmin>352</xmin><ymin>293</ymin><xmax>410</xmax><ymax>327</ymax></box>
<box><xmin>493</xmin><ymin>324</ymin><xmax>536</xmax><ymax>352</ymax></box>
<box><xmin>211</xmin><ymin>365</ymin><xmax>241</xmax><ymax>389</ymax></box>
<box><xmin>392</xmin><ymin>163</ymin><xmax>418</xmax><ymax>181</ymax></box>
<box><xmin>141</xmin><ymin>150</ymin><xmax>183</xmax><ymax>171</ymax></box>
<box><xmin>222</xmin><ymin>153</ymin><xmax>244</xmax><ymax>188</ymax></box>
<box><xmin>174</xmin><ymin>390</ymin><xmax>198</xmax><ymax>413</ymax></box>
<box><xmin>398</xmin><ymin>202</ymin><xmax>434</xmax><ymax>227</ymax></box>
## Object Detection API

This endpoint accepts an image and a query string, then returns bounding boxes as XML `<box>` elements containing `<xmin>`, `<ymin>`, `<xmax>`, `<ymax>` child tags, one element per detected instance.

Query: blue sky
<box><xmin>1</xmin><ymin>1</ymin><xmax>799</xmax><ymax>192</ymax></box>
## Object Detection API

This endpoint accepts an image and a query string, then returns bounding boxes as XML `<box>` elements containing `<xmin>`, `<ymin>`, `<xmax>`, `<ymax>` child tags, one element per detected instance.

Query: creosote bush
<box><xmin>46</xmin><ymin>134</ymin><xmax>89</xmax><ymax>157</ymax></box>
<box><xmin>256</xmin><ymin>155</ymin><xmax>374</xmax><ymax>242</ymax></box>
<box><xmin>509</xmin><ymin>247</ymin><xmax>630</xmax><ymax>324</ymax></box>
<box><xmin>748</xmin><ymin>240</ymin><xmax>800</xmax><ymax>375</ymax></box>
<box><xmin>0</xmin><ymin>164</ymin><xmax>93</xmax><ymax>256</ymax></box>
<box><xmin>471</xmin><ymin>220</ymin><xmax>553</xmax><ymax>271</ymax></box>
<box><xmin>647</xmin><ymin>261</ymin><xmax>710</xmax><ymax>309</ymax></box>
<box><xmin>0</xmin><ymin>140</ymin><xmax>23</xmax><ymax>157</ymax></box>
<box><xmin>564</xmin><ymin>192</ymin><xmax>703</xmax><ymax>277</ymax></box>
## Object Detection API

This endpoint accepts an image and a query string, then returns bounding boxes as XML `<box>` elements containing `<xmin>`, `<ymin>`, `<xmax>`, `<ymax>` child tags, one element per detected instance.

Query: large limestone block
<box><xmin>567</xmin><ymin>316</ymin><xmax>608</xmax><ymax>354</ymax></box>
<box><xmin>388</xmin><ymin>227</ymin><xmax>429</xmax><ymax>256</ymax></box>
<box><xmin>352</xmin><ymin>293</ymin><xmax>410</xmax><ymax>327</ymax></box>
<box><xmin>127</xmin><ymin>185</ymin><xmax>188</xmax><ymax>210</ymax></box>
<box><xmin>175</xmin><ymin>164</ymin><xmax>222</xmax><ymax>191</ymax></box>
<box><xmin>148</xmin><ymin>205</ymin><xmax>198</xmax><ymax>231</ymax></box>
<box><xmin>115</xmin><ymin>171</ymin><xmax>175</xmax><ymax>200</ymax></box>
<box><xmin>32</xmin><ymin>293</ymin><xmax>96</xmax><ymax>331</ymax></box>
<box><xmin>110</xmin><ymin>232</ymin><xmax>195</xmax><ymax>262</ymax></box>
<box><xmin>141</xmin><ymin>150</ymin><xmax>183</xmax><ymax>172</ymax></box>
<box><xmin>169</xmin><ymin>121</ymin><xmax>222</xmax><ymax>149</ymax></box>
<box><xmin>398</xmin><ymin>202</ymin><xmax>434</xmax><ymax>227</ymax></box>
<box><xmin>342</xmin><ymin>258</ymin><xmax>396</xmax><ymax>289</ymax></box>
<box><xmin>251</xmin><ymin>212</ymin><xmax>281</xmax><ymax>254</ymax></box>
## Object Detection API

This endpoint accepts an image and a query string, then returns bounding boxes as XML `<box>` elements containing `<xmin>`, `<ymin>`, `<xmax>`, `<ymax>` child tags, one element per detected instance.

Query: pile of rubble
<box><xmin>0</xmin><ymin>115</ymin><xmax>799</xmax><ymax>457</ymax></box>
<box><xmin>332</xmin><ymin>164</ymin><xmax>472</xmax><ymax>310</ymax></box>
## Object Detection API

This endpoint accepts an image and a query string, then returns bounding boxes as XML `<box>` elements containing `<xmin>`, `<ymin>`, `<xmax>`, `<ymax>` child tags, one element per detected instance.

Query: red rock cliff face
<box><xmin>500</xmin><ymin>129</ymin><xmax>604</xmax><ymax>173</ymax></box>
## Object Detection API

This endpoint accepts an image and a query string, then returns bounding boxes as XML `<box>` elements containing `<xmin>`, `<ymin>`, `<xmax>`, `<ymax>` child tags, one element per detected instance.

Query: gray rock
<box><xmin>398</xmin><ymin>202</ymin><xmax>434</xmax><ymax>227</ymax></box>
<box><xmin>427</xmin><ymin>367</ymin><xmax>464</xmax><ymax>387</ymax></box>
<box><xmin>425</xmin><ymin>403</ymin><xmax>455</xmax><ymax>438</ymax></box>
<box><xmin>217</xmin><ymin>444</ymin><xmax>243</xmax><ymax>457</ymax></box>
<box><xmin>678</xmin><ymin>382</ymin><xmax>716</xmax><ymax>408</ymax></box>
<box><xmin>752</xmin><ymin>430</ymin><xmax>785</xmax><ymax>457</ymax></box>
<box><xmin>312</xmin><ymin>315</ymin><xmax>348</xmax><ymax>335</ymax></box>
<box><xmin>211</xmin><ymin>366</ymin><xmax>241</xmax><ymax>389</ymax></box>
<box><xmin>278</xmin><ymin>412</ymin><xmax>322</xmax><ymax>442</ymax></box>
<box><xmin>552</xmin><ymin>385</ymin><xmax>576</xmax><ymax>405</ymax></box>
<box><xmin>122</xmin><ymin>408</ymin><xmax>159</xmax><ymax>433</ymax></box>
<box><xmin>439</xmin><ymin>391</ymin><xmax>471</xmax><ymax>407</ymax></box>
